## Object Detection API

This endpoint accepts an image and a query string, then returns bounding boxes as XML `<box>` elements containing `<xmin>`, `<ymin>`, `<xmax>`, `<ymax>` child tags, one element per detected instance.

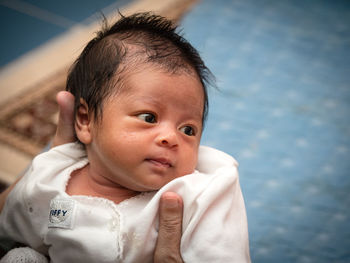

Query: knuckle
<box><xmin>154</xmin><ymin>249</ymin><xmax>183</xmax><ymax>263</ymax></box>
<box><xmin>159</xmin><ymin>218</ymin><xmax>182</xmax><ymax>238</ymax></box>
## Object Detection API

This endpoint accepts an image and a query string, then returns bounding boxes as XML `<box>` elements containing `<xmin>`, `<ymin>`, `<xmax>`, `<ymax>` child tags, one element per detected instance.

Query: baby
<box><xmin>0</xmin><ymin>13</ymin><xmax>250</xmax><ymax>262</ymax></box>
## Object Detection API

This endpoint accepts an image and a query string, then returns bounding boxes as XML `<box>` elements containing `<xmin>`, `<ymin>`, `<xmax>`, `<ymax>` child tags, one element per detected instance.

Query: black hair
<box><xmin>66</xmin><ymin>12</ymin><xmax>214</xmax><ymax>126</ymax></box>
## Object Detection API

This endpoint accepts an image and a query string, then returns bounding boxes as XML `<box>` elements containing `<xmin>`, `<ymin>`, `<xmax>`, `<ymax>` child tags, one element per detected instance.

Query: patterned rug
<box><xmin>0</xmin><ymin>70</ymin><xmax>66</xmax><ymax>156</ymax></box>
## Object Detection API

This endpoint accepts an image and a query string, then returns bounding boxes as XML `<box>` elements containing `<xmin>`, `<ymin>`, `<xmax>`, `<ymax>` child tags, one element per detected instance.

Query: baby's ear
<box><xmin>75</xmin><ymin>98</ymin><xmax>92</xmax><ymax>144</ymax></box>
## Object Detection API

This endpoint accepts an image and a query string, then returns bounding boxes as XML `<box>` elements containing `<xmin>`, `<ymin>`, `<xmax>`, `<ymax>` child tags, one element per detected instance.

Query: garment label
<box><xmin>48</xmin><ymin>198</ymin><xmax>76</xmax><ymax>229</ymax></box>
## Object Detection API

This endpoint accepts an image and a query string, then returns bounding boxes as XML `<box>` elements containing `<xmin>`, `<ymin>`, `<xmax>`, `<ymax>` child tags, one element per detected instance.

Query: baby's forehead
<box><xmin>112</xmin><ymin>65</ymin><xmax>204</xmax><ymax>113</ymax></box>
<box><xmin>120</xmin><ymin>63</ymin><xmax>203</xmax><ymax>93</ymax></box>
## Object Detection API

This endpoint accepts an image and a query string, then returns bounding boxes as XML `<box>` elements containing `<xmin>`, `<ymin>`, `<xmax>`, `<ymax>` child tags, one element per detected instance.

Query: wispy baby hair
<box><xmin>66</xmin><ymin>12</ymin><xmax>214</xmax><ymax>124</ymax></box>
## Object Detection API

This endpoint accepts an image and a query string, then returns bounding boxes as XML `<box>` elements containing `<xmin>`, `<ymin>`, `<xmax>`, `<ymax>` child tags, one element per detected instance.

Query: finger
<box><xmin>154</xmin><ymin>192</ymin><xmax>184</xmax><ymax>263</ymax></box>
<box><xmin>52</xmin><ymin>91</ymin><xmax>75</xmax><ymax>147</ymax></box>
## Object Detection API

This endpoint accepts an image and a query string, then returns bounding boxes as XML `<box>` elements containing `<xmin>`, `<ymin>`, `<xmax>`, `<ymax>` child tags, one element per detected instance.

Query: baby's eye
<box><xmin>137</xmin><ymin>113</ymin><xmax>157</xmax><ymax>123</ymax></box>
<box><xmin>180</xmin><ymin>126</ymin><xmax>196</xmax><ymax>136</ymax></box>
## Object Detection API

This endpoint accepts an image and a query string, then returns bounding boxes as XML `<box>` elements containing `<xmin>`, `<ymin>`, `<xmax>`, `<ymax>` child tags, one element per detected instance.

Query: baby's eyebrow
<box><xmin>128</xmin><ymin>95</ymin><xmax>163</xmax><ymax>108</ymax></box>
<box><xmin>185</xmin><ymin>106</ymin><xmax>203</xmax><ymax>122</ymax></box>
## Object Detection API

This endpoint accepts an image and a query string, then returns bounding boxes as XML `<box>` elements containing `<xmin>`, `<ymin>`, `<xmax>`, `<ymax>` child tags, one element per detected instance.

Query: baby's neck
<box><xmin>66</xmin><ymin>165</ymin><xmax>140</xmax><ymax>204</ymax></box>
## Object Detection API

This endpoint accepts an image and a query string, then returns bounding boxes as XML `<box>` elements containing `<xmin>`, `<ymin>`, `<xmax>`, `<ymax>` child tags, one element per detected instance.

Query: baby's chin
<box><xmin>129</xmin><ymin>177</ymin><xmax>180</xmax><ymax>192</ymax></box>
<box><xmin>130</xmin><ymin>182</ymin><xmax>169</xmax><ymax>192</ymax></box>
<box><xmin>125</xmin><ymin>167</ymin><xmax>196</xmax><ymax>192</ymax></box>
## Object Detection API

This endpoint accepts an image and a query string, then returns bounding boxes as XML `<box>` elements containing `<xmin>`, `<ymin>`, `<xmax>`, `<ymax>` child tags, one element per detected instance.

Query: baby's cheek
<box><xmin>180</xmin><ymin>158</ymin><xmax>197</xmax><ymax>176</ymax></box>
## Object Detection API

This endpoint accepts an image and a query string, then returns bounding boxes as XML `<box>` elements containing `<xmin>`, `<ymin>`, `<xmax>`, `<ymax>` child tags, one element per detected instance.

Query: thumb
<box><xmin>154</xmin><ymin>192</ymin><xmax>184</xmax><ymax>263</ymax></box>
<box><xmin>52</xmin><ymin>91</ymin><xmax>75</xmax><ymax>147</ymax></box>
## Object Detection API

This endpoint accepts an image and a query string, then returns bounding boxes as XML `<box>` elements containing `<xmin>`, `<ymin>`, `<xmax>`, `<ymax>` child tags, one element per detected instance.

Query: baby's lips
<box><xmin>146</xmin><ymin>157</ymin><xmax>173</xmax><ymax>167</ymax></box>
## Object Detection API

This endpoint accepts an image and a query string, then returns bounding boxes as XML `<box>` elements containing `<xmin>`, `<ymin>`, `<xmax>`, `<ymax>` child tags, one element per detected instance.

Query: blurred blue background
<box><xmin>0</xmin><ymin>0</ymin><xmax>131</xmax><ymax>67</ymax></box>
<box><xmin>1</xmin><ymin>0</ymin><xmax>349</xmax><ymax>262</ymax></box>
<box><xmin>182</xmin><ymin>1</ymin><xmax>350</xmax><ymax>262</ymax></box>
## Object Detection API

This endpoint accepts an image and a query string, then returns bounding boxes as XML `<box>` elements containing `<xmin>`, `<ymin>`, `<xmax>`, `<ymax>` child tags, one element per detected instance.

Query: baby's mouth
<box><xmin>145</xmin><ymin>158</ymin><xmax>173</xmax><ymax>168</ymax></box>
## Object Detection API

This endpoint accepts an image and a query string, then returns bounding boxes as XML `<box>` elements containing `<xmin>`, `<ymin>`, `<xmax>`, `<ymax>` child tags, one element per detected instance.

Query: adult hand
<box><xmin>52</xmin><ymin>91</ymin><xmax>185</xmax><ymax>262</ymax></box>
<box><xmin>52</xmin><ymin>91</ymin><xmax>75</xmax><ymax>147</ymax></box>
<box><xmin>154</xmin><ymin>192</ymin><xmax>184</xmax><ymax>263</ymax></box>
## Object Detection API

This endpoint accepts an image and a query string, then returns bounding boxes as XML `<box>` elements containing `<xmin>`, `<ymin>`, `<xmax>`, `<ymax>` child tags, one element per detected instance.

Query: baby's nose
<box><xmin>157</xmin><ymin>127</ymin><xmax>178</xmax><ymax>148</ymax></box>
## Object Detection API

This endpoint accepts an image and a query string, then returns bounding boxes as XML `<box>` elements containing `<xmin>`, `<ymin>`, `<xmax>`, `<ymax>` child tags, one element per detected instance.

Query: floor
<box><xmin>180</xmin><ymin>0</ymin><xmax>350</xmax><ymax>262</ymax></box>
<box><xmin>1</xmin><ymin>0</ymin><xmax>350</xmax><ymax>262</ymax></box>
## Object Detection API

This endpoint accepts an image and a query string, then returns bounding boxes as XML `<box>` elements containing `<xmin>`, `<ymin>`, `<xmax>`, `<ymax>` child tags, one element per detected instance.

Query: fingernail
<box><xmin>164</xmin><ymin>197</ymin><xmax>179</xmax><ymax>209</ymax></box>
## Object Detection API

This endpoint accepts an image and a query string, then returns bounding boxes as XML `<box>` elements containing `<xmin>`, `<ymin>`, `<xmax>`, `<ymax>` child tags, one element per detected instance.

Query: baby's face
<box><xmin>87</xmin><ymin>66</ymin><xmax>204</xmax><ymax>191</ymax></box>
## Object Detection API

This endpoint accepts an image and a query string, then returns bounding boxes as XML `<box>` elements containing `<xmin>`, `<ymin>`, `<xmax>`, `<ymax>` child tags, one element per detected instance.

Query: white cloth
<box><xmin>0</xmin><ymin>247</ymin><xmax>48</xmax><ymax>263</ymax></box>
<box><xmin>0</xmin><ymin>143</ymin><xmax>250</xmax><ymax>262</ymax></box>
